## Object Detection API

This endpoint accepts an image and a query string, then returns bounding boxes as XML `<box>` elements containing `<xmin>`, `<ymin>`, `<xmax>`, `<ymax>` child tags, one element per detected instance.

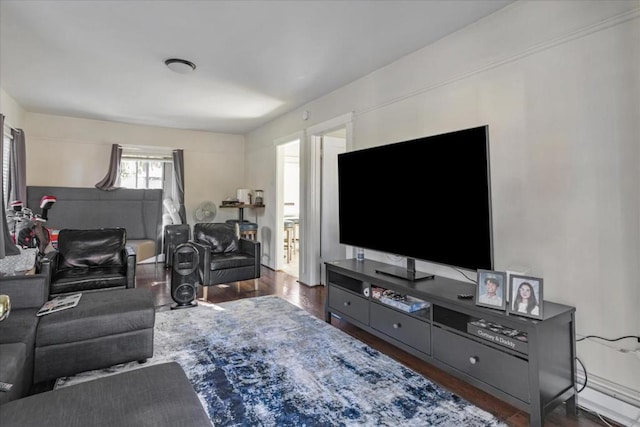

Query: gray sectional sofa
<box><xmin>0</xmin><ymin>274</ymin><xmax>211</xmax><ymax>426</ymax></box>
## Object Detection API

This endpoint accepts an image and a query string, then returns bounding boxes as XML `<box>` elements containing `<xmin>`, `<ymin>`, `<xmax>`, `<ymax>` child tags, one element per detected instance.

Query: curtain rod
<box><xmin>1</xmin><ymin>114</ymin><xmax>20</xmax><ymax>133</ymax></box>
<box><xmin>121</xmin><ymin>154</ymin><xmax>172</xmax><ymax>161</ymax></box>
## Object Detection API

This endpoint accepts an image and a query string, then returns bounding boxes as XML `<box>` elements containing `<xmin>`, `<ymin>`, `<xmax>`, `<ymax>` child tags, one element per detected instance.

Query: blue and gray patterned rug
<box><xmin>57</xmin><ymin>295</ymin><xmax>506</xmax><ymax>426</ymax></box>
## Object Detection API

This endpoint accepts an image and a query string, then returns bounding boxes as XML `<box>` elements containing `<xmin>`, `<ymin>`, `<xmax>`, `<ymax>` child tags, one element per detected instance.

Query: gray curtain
<box><xmin>172</xmin><ymin>149</ymin><xmax>186</xmax><ymax>224</ymax></box>
<box><xmin>8</xmin><ymin>128</ymin><xmax>27</xmax><ymax>205</ymax></box>
<box><xmin>0</xmin><ymin>114</ymin><xmax>20</xmax><ymax>258</ymax></box>
<box><xmin>95</xmin><ymin>144</ymin><xmax>122</xmax><ymax>191</ymax></box>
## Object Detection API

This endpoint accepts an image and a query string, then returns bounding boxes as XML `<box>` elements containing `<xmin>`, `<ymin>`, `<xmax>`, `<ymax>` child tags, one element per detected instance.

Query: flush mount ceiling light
<box><xmin>165</xmin><ymin>58</ymin><xmax>196</xmax><ymax>74</ymax></box>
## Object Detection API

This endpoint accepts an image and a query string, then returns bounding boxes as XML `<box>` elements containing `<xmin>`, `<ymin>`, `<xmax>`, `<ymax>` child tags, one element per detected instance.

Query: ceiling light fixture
<box><xmin>165</xmin><ymin>58</ymin><xmax>196</xmax><ymax>74</ymax></box>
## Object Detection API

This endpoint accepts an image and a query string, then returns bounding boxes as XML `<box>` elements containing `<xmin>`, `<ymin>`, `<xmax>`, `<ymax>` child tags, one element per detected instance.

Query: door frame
<box><xmin>299</xmin><ymin>112</ymin><xmax>354</xmax><ymax>286</ymax></box>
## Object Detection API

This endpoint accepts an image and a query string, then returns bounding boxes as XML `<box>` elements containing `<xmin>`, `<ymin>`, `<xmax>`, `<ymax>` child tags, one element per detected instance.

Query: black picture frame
<box><xmin>508</xmin><ymin>274</ymin><xmax>544</xmax><ymax>320</ymax></box>
<box><xmin>475</xmin><ymin>270</ymin><xmax>507</xmax><ymax>311</ymax></box>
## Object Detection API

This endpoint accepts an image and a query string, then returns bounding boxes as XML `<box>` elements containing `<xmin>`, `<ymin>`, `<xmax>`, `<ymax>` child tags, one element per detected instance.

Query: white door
<box><xmin>320</xmin><ymin>134</ymin><xmax>346</xmax><ymax>285</ymax></box>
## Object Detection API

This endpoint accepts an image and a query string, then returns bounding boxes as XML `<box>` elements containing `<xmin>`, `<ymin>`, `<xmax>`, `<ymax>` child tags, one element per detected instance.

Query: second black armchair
<box><xmin>190</xmin><ymin>223</ymin><xmax>260</xmax><ymax>294</ymax></box>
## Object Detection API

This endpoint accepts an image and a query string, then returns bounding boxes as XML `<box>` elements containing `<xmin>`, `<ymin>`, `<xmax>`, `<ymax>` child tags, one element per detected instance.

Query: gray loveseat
<box><xmin>0</xmin><ymin>275</ymin><xmax>211</xmax><ymax>426</ymax></box>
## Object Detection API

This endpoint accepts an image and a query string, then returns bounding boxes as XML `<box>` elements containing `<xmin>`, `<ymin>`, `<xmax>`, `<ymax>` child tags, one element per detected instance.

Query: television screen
<box><xmin>338</xmin><ymin>125</ymin><xmax>493</xmax><ymax>272</ymax></box>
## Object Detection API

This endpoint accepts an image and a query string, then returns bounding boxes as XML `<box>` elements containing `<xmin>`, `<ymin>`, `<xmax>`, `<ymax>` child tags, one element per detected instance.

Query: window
<box><xmin>118</xmin><ymin>149</ymin><xmax>175</xmax><ymax>202</ymax></box>
<box><xmin>120</xmin><ymin>158</ymin><xmax>166</xmax><ymax>189</ymax></box>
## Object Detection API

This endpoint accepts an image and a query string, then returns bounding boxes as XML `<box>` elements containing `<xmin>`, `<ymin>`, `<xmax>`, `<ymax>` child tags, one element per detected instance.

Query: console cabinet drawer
<box><xmin>371</xmin><ymin>303</ymin><xmax>430</xmax><ymax>355</ymax></box>
<box><xmin>433</xmin><ymin>327</ymin><xmax>530</xmax><ymax>403</ymax></box>
<box><xmin>328</xmin><ymin>286</ymin><xmax>369</xmax><ymax>325</ymax></box>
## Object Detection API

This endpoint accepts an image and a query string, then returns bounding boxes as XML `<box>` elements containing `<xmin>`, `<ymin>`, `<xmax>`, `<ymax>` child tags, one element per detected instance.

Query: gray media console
<box><xmin>324</xmin><ymin>259</ymin><xmax>577</xmax><ymax>427</ymax></box>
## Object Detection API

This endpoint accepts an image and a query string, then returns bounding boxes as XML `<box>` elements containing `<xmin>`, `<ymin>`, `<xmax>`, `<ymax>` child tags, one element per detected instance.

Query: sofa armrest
<box><xmin>0</xmin><ymin>274</ymin><xmax>49</xmax><ymax>309</ymax></box>
<box><xmin>125</xmin><ymin>245</ymin><xmax>136</xmax><ymax>288</ymax></box>
<box><xmin>36</xmin><ymin>253</ymin><xmax>53</xmax><ymax>285</ymax></box>
<box><xmin>189</xmin><ymin>241</ymin><xmax>210</xmax><ymax>286</ymax></box>
<box><xmin>37</xmin><ymin>252</ymin><xmax>59</xmax><ymax>296</ymax></box>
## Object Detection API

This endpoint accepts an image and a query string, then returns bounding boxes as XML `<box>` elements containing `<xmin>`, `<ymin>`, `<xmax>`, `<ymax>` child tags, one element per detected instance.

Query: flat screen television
<box><xmin>337</xmin><ymin>125</ymin><xmax>493</xmax><ymax>281</ymax></box>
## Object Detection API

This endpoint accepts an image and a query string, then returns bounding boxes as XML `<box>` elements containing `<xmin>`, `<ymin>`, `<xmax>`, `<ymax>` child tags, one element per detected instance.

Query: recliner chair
<box><xmin>39</xmin><ymin>228</ymin><xmax>136</xmax><ymax>298</ymax></box>
<box><xmin>190</xmin><ymin>223</ymin><xmax>260</xmax><ymax>295</ymax></box>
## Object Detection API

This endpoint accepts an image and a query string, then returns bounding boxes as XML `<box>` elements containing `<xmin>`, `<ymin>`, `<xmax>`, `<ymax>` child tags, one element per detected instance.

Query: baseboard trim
<box><xmin>577</xmin><ymin>372</ymin><xmax>640</xmax><ymax>426</ymax></box>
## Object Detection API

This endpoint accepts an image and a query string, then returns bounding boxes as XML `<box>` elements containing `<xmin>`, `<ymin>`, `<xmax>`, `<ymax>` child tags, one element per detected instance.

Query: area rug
<box><xmin>56</xmin><ymin>295</ymin><xmax>506</xmax><ymax>426</ymax></box>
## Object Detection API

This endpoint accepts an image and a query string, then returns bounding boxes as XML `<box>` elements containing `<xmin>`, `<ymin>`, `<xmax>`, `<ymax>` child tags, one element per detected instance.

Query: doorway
<box><xmin>275</xmin><ymin>136</ymin><xmax>301</xmax><ymax>277</ymax></box>
<box><xmin>282</xmin><ymin>141</ymin><xmax>300</xmax><ymax>277</ymax></box>
<box><xmin>299</xmin><ymin>113</ymin><xmax>353</xmax><ymax>287</ymax></box>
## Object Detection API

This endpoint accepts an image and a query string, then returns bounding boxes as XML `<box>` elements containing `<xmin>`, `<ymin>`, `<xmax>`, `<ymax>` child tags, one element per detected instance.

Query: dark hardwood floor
<box><xmin>137</xmin><ymin>262</ymin><xmax>616</xmax><ymax>427</ymax></box>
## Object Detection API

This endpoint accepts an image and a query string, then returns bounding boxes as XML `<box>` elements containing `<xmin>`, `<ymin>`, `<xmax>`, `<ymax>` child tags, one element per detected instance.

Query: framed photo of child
<box><xmin>508</xmin><ymin>274</ymin><xmax>544</xmax><ymax>320</ymax></box>
<box><xmin>475</xmin><ymin>270</ymin><xmax>507</xmax><ymax>311</ymax></box>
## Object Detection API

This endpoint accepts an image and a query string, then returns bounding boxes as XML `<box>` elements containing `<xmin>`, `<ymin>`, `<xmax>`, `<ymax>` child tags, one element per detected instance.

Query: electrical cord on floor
<box><xmin>574</xmin><ymin>358</ymin><xmax>617</xmax><ymax>427</ymax></box>
<box><xmin>576</xmin><ymin>345</ymin><xmax>640</xmax><ymax>426</ymax></box>
<box><xmin>581</xmin><ymin>406</ymin><xmax>615</xmax><ymax>427</ymax></box>
<box><xmin>576</xmin><ymin>335</ymin><xmax>640</xmax><ymax>343</ymax></box>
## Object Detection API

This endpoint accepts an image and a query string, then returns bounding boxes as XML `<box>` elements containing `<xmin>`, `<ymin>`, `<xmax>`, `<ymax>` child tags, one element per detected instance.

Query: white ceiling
<box><xmin>0</xmin><ymin>0</ymin><xmax>512</xmax><ymax>134</ymax></box>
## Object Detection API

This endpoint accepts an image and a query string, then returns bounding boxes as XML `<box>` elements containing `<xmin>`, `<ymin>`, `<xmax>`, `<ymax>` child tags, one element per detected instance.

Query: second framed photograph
<box><xmin>475</xmin><ymin>270</ymin><xmax>507</xmax><ymax>311</ymax></box>
<box><xmin>508</xmin><ymin>274</ymin><xmax>544</xmax><ymax>320</ymax></box>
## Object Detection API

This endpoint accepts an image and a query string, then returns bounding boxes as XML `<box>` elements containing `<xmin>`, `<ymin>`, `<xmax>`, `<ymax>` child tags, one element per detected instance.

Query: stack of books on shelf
<box><xmin>467</xmin><ymin>319</ymin><xmax>528</xmax><ymax>353</ymax></box>
<box><xmin>371</xmin><ymin>286</ymin><xmax>430</xmax><ymax>313</ymax></box>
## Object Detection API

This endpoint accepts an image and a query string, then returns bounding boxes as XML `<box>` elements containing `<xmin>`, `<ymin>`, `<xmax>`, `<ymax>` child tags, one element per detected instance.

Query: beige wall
<box><xmin>1</xmin><ymin>89</ymin><xmax>26</xmax><ymax>129</ymax></box>
<box><xmin>246</xmin><ymin>1</ymin><xmax>640</xmax><ymax>396</ymax></box>
<box><xmin>24</xmin><ymin>112</ymin><xmax>246</xmax><ymax>225</ymax></box>
<box><xmin>2</xmin><ymin>0</ymin><xmax>638</xmax><ymax>403</ymax></box>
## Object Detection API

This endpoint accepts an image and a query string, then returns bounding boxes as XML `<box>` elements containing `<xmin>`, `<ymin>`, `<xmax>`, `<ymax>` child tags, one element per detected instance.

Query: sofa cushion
<box><xmin>194</xmin><ymin>223</ymin><xmax>238</xmax><ymax>254</ymax></box>
<box><xmin>0</xmin><ymin>362</ymin><xmax>212</xmax><ymax>427</ymax></box>
<box><xmin>209</xmin><ymin>253</ymin><xmax>256</xmax><ymax>270</ymax></box>
<box><xmin>50</xmin><ymin>266</ymin><xmax>127</xmax><ymax>295</ymax></box>
<box><xmin>0</xmin><ymin>343</ymin><xmax>28</xmax><ymax>405</ymax></box>
<box><xmin>57</xmin><ymin>228</ymin><xmax>126</xmax><ymax>269</ymax></box>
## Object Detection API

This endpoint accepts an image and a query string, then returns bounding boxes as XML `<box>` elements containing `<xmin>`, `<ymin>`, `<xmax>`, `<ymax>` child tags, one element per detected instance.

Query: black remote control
<box><xmin>457</xmin><ymin>294</ymin><xmax>473</xmax><ymax>299</ymax></box>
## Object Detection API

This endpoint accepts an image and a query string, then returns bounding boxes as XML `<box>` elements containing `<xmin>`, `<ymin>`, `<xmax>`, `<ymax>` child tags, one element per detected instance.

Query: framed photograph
<box><xmin>475</xmin><ymin>270</ymin><xmax>507</xmax><ymax>311</ymax></box>
<box><xmin>508</xmin><ymin>274</ymin><xmax>544</xmax><ymax>320</ymax></box>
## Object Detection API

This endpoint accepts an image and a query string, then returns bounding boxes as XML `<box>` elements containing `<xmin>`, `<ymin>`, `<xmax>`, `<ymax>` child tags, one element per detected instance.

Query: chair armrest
<box><xmin>239</xmin><ymin>239</ymin><xmax>261</xmax><ymax>277</ymax></box>
<box><xmin>189</xmin><ymin>241</ymin><xmax>210</xmax><ymax>286</ymax></box>
<box><xmin>125</xmin><ymin>245</ymin><xmax>137</xmax><ymax>288</ymax></box>
<box><xmin>239</xmin><ymin>238</ymin><xmax>260</xmax><ymax>258</ymax></box>
<box><xmin>0</xmin><ymin>274</ymin><xmax>49</xmax><ymax>309</ymax></box>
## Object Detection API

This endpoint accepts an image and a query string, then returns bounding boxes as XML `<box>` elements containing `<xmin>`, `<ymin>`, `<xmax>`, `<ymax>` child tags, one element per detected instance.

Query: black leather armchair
<box><xmin>39</xmin><ymin>228</ymin><xmax>136</xmax><ymax>298</ymax></box>
<box><xmin>190</xmin><ymin>223</ymin><xmax>260</xmax><ymax>289</ymax></box>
